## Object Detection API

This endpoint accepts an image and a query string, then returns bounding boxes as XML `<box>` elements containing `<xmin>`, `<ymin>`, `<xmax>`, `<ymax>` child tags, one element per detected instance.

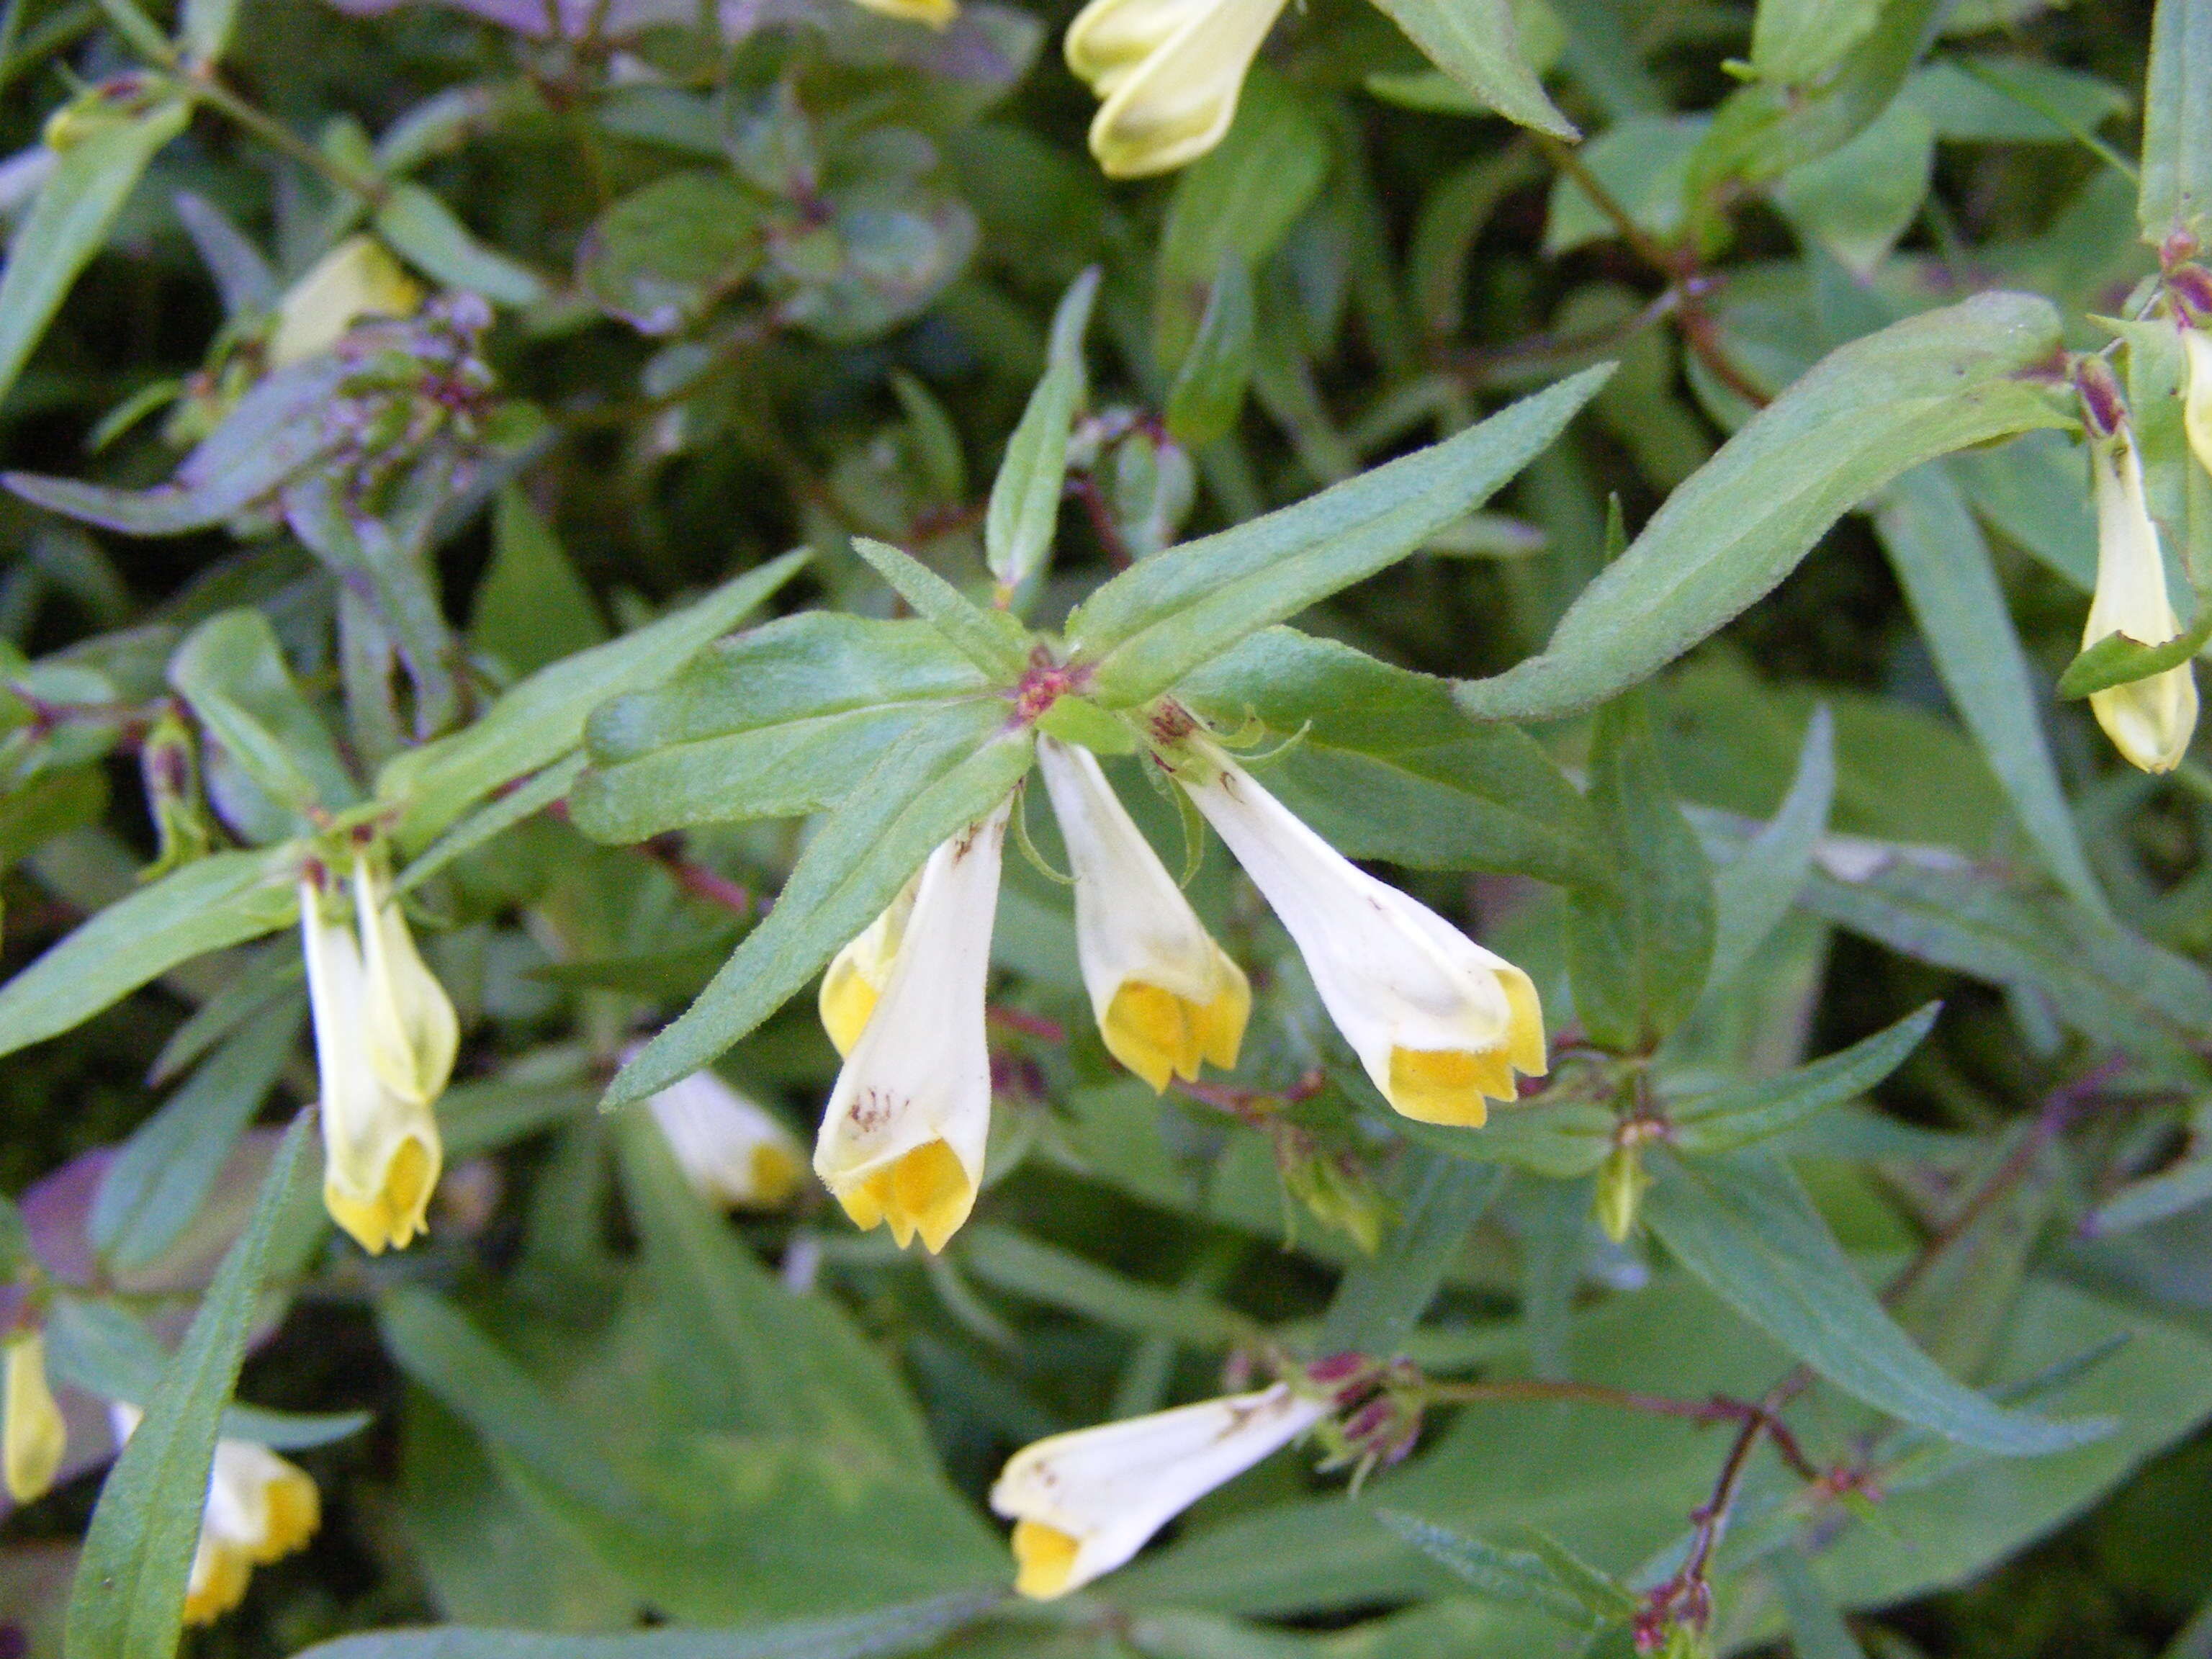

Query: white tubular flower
<box><xmin>1178</xmin><ymin>749</ymin><xmax>1545</xmax><ymax>1127</ymax></box>
<box><xmin>2085</xmin><ymin>420</ymin><xmax>2198</xmax><ymax>773</ymax></box>
<box><xmin>644</xmin><ymin>1065</ymin><xmax>807</xmax><ymax>1209</ymax></box>
<box><xmin>847</xmin><ymin>0</ymin><xmax>958</xmax><ymax>28</ymax></box>
<box><xmin>301</xmin><ymin>856</ymin><xmax>456</xmax><ymax>1254</ymax></box>
<box><xmin>2184</xmin><ymin>327</ymin><xmax>2212</xmax><ymax>483</ymax></box>
<box><xmin>818</xmin><ymin>871</ymin><xmax>922</xmax><ymax>1058</ymax></box>
<box><xmin>1064</xmin><ymin>0</ymin><xmax>1292</xmax><ymax>179</ymax></box>
<box><xmin>1037</xmin><ymin>737</ymin><xmax>1249</xmax><ymax>1092</ymax></box>
<box><xmin>812</xmin><ymin>801</ymin><xmax>1012</xmax><ymax>1254</ymax></box>
<box><xmin>269</xmin><ymin>236</ymin><xmax>423</xmax><ymax>367</ymax></box>
<box><xmin>4</xmin><ymin>1330</ymin><xmax>66</xmax><ymax>1503</ymax></box>
<box><xmin>110</xmin><ymin>1405</ymin><xmax>320</xmax><ymax>1627</ymax></box>
<box><xmin>990</xmin><ymin>1382</ymin><xmax>1324</xmax><ymax>1599</ymax></box>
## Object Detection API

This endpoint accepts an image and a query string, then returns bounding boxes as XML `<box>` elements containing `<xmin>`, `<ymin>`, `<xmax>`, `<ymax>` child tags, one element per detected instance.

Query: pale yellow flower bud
<box><xmin>301</xmin><ymin>857</ymin><xmax>455</xmax><ymax>1254</ymax></box>
<box><xmin>269</xmin><ymin>236</ymin><xmax>423</xmax><ymax>367</ymax></box>
<box><xmin>991</xmin><ymin>1383</ymin><xmax>1323</xmax><ymax>1597</ymax></box>
<box><xmin>111</xmin><ymin>1405</ymin><xmax>320</xmax><ymax>1626</ymax></box>
<box><xmin>4</xmin><ymin>1331</ymin><xmax>66</xmax><ymax>1503</ymax></box>
<box><xmin>1177</xmin><ymin>749</ymin><xmax>1545</xmax><ymax>1126</ymax></box>
<box><xmin>1036</xmin><ymin>737</ymin><xmax>1249</xmax><ymax>1092</ymax></box>
<box><xmin>1064</xmin><ymin>0</ymin><xmax>1292</xmax><ymax>178</ymax></box>
<box><xmin>2085</xmin><ymin>424</ymin><xmax>2198</xmax><ymax>773</ymax></box>
<box><xmin>812</xmin><ymin>801</ymin><xmax>1012</xmax><ymax>1253</ymax></box>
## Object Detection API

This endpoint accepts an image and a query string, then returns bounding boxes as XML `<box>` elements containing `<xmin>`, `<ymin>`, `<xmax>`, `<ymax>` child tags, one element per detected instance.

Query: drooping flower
<box><xmin>1063</xmin><ymin>0</ymin><xmax>1291</xmax><ymax>179</ymax></box>
<box><xmin>818</xmin><ymin>871</ymin><xmax>921</xmax><ymax>1057</ymax></box>
<box><xmin>301</xmin><ymin>854</ymin><xmax>457</xmax><ymax>1254</ymax></box>
<box><xmin>110</xmin><ymin>1405</ymin><xmax>320</xmax><ymax>1626</ymax></box>
<box><xmin>3</xmin><ymin>1330</ymin><xmax>66</xmax><ymax>1503</ymax></box>
<box><xmin>812</xmin><ymin>801</ymin><xmax>1012</xmax><ymax>1253</ymax></box>
<box><xmin>2080</xmin><ymin>370</ymin><xmax>2198</xmax><ymax>773</ymax></box>
<box><xmin>1175</xmin><ymin>747</ymin><xmax>1545</xmax><ymax>1126</ymax></box>
<box><xmin>643</xmin><ymin>1062</ymin><xmax>808</xmax><ymax>1208</ymax></box>
<box><xmin>269</xmin><ymin>236</ymin><xmax>423</xmax><ymax>367</ymax></box>
<box><xmin>990</xmin><ymin>1382</ymin><xmax>1324</xmax><ymax>1598</ymax></box>
<box><xmin>1037</xmin><ymin>737</ymin><xmax>1248</xmax><ymax>1092</ymax></box>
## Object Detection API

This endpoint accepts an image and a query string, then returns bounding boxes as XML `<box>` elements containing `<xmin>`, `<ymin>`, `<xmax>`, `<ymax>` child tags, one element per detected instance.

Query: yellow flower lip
<box><xmin>323</xmin><ymin>1130</ymin><xmax>438</xmax><ymax>1255</ymax></box>
<box><xmin>1103</xmin><ymin>979</ymin><xmax>1249</xmax><ymax>1092</ymax></box>
<box><xmin>831</xmin><ymin>1138</ymin><xmax>976</xmax><ymax>1254</ymax></box>
<box><xmin>1011</xmin><ymin>1519</ymin><xmax>1082</xmax><ymax>1599</ymax></box>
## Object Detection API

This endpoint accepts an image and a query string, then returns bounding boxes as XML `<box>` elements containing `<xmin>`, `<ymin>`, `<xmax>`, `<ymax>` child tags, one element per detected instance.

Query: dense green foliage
<box><xmin>2</xmin><ymin>0</ymin><xmax>2212</xmax><ymax>1656</ymax></box>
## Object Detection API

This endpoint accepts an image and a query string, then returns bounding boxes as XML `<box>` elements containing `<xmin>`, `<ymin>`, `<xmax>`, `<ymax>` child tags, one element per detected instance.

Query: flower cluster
<box><xmin>811</xmin><ymin>729</ymin><xmax>1545</xmax><ymax>1256</ymax></box>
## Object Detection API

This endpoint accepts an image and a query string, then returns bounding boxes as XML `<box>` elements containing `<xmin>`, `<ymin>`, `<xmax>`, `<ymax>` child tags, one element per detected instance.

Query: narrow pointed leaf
<box><xmin>2139</xmin><ymin>0</ymin><xmax>2212</xmax><ymax>250</ymax></box>
<box><xmin>1671</xmin><ymin>1002</ymin><xmax>1938</xmax><ymax>1154</ymax></box>
<box><xmin>63</xmin><ymin>1113</ymin><xmax>313</xmax><ymax>1659</ymax></box>
<box><xmin>985</xmin><ymin>268</ymin><xmax>1097</xmax><ymax>590</ymax></box>
<box><xmin>1643</xmin><ymin>1147</ymin><xmax>2103</xmax><ymax>1454</ymax></box>
<box><xmin>1069</xmin><ymin>367</ymin><xmax>1612</xmax><ymax>706</ymax></box>
<box><xmin>850</xmin><ymin>537</ymin><xmax>1030</xmax><ymax>680</ymax></box>
<box><xmin>1458</xmin><ymin>295</ymin><xmax>2069</xmax><ymax>721</ymax></box>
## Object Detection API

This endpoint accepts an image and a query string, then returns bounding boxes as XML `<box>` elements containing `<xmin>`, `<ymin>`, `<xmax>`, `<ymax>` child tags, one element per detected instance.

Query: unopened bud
<box><xmin>1281</xmin><ymin>1144</ymin><xmax>1388</xmax><ymax>1255</ymax></box>
<box><xmin>138</xmin><ymin>709</ymin><xmax>211</xmax><ymax>878</ymax></box>
<box><xmin>2076</xmin><ymin>356</ymin><xmax>2127</xmax><ymax>440</ymax></box>
<box><xmin>1595</xmin><ymin>1141</ymin><xmax>1649</xmax><ymax>1244</ymax></box>
<box><xmin>4</xmin><ymin>1330</ymin><xmax>66</xmax><ymax>1503</ymax></box>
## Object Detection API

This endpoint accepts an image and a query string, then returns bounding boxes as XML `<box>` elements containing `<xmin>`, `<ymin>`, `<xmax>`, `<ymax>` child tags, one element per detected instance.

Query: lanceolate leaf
<box><xmin>1457</xmin><ymin>295</ymin><xmax>2069</xmax><ymax>722</ymax></box>
<box><xmin>1360</xmin><ymin>0</ymin><xmax>1576</xmax><ymax>138</ymax></box>
<box><xmin>377</xmin><ymin>552</ymin><xmax>806</xmax><ymax>847</ymax></box>
<box><xmin>0</xmin><ymin>845</ymin><xmax>301</xmax><ymax>1063</ymax></box>
<box><xmin>2139</xmin><ymin>0</ymin><xmax>2212</xmax><ymax>250</ymax></box>
<box><xmin>1704</xmin><ymin>703</ymin><xmax>1833</xmax><ymax>993</ymax></box>
<box><xmin>63</xmin><ymin>1113</ymin><xmax>313</xmax><ymax>1659</ymax></box>
<box><xmin>604</xmin><ymin>709</ymin><xmax>1035</xmax><ymax>1106</ymax></box>
<box><xmin>849</xmin><ymin>538</ymin><xmax>1030</xmax><ymax>681</ymax></box>
<box><xmin>1642</xmin><ymin>1147</ymin><xmax>2102</xmax><ymax>1455</ymax></box>
<box><xmin>572</xmin><ymin>612</ymin><xmax>995</xmax><ymax>840</ymax></box>
<box><xmin>1069</xmin><ymin>367</ymin><xmax>1612</xmax><ymax>707</ymax></box>
<box><xmin>0</xmin><ymin>96</ymin><xmax>189</xmax><ymax>415</ymax></box>
<box><xmin>1875</xmin><ymin>466</ymin><xmax>2103</xmax><ymax>913</ymax></box>
<box><xmin>985</xmin><ymin>268</ymin><xmax>1097</xmax><ymax>590</ymax></box>
<box><xmin>1370</xmin><ymin>1512</ymin><xmax>1601</xmax><ymax>1627</ymax></box>
<box><xmin>1670</xmin><ymin>1002</ymin><xmax>1938</xmax><ymax>1154</ymax></box>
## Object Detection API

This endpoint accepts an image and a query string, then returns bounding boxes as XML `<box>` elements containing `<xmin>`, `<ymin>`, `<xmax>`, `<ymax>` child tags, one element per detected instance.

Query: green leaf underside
<box><xmin>0</xmin><ymin>846</ymin><xmax>300</xmax><ymax>1064</ymax></box>
<box><xmin>2056</xmin><ymin>611</ymin><xmax>2212</xmax><ymax>699</ymax></box>
<box><xmin>1068</xmin><ymin>367</ymin><xmax>1614</xmax><ymax>706</ymax></box>
<box><xmin>378</xmin><ymin>551</ymin><xmax>806</xmax><ymax>848</ymax></box>
<box><xmin>604</xmin><ymin>707</ymin><xmax>1035</xmax><ymax>1105</ymax></box>
<box><xmin>1457</xmin><ymin>294</ymin><xmax>2069</xmax><ymax>721</ymax></box>
<box><xmin>64</xmin><ymin>1114</ymin><xmax>313</xmax><ymax>1659</ymax></box>
<box><xmin>1643</xmin><ymin>1148</ymin><xmax>2102</xmax><ymax>1455</ymax></box>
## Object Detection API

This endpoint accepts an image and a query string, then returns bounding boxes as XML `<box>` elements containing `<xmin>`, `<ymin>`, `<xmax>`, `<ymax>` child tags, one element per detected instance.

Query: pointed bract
<box><xmin>812</xmin><ymin>801</ymin><xmax>1012</xmax><ymax>1253</ymax></box>
<box><xmin>1064</xmin><ymin>0</ymin><xmax>1291</xmax><ymax>177</ymax></box>
<box><xmin>1038</xmin><ymin>737</ymin><xmax>1249</xmax><ymax>1091</ymax></box>
<box><xmin>1178</xmin><ymin>748</ymin><xmax>1545</xmax><ymax>1125</ymax></box>
<box><xmin>3</xmin><ymin>1331</ymin><xmax>66</xmax><ymax>1503</ymax></box>
<box><xmin>2085</xmin><ymin>423</ymin><xmax>2198</xmax><ymax>773</ymax></box>
<box><xmin>990</xmin><ymin>1383</ymin><xmax>1323</xmax><ymax>1597</ymax></box>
